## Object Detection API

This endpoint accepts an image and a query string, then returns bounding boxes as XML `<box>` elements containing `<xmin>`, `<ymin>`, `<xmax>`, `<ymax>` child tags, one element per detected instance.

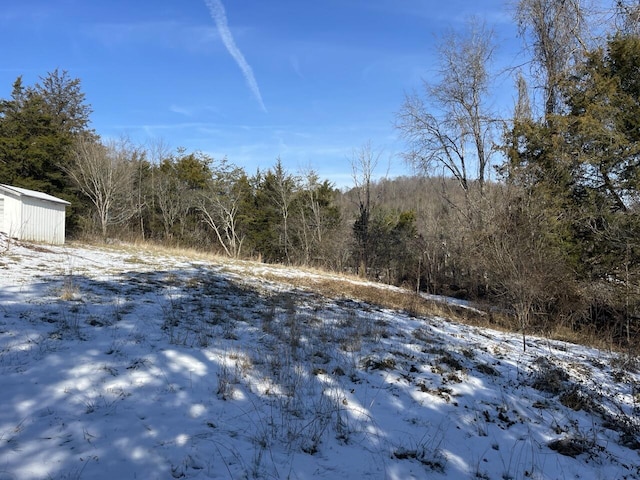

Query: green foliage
<box><xmin>171</xmin><ymin>149</ymin><xmax>213</xmax><ymax>190</ymax></box>
<box><xmin>231</xmin><ymin>162</ymin><xmax>344</xmax><ymax>265</ymax></box>
<box><xmin>147</xmin><ymin>150</ymin><xmax>212</xmax><ymax>245</ymax></box>
<box><xmin>243</xmin><ymin>170</ymin><xmax>282</xmax><ymax>261</ymax></box>
<box><xmin>562</xmin><ymin>35</ymin><xmax>640</xmax><ymax>213</ymax></box>
<box><xmin>354</xmin><ymin>208</ymin><xmax>418</xmax><ymax>284</ymax></box>
<box><xmin>0</xmin><ymin>71</ymin><xmax>94</xmax><ymax>236</ymax></box>
<box><xmin>502</xmin><ymin>34</ymin><xmax>640</xmax><ymax>339</ymax></box>
<box><xmin>35</xmin><ymin>68</ymin><xmax>93</xmax><ymax>137</ymax></box>
<box><xmin>0</xmin><ymin>78</ymin><xmax>67</xmax><ymax>191</ymax></box>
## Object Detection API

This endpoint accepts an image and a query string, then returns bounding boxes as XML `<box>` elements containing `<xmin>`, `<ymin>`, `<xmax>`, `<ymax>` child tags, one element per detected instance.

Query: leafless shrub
<box><xmin>559</xmin><ymin>386</ymin><xmax>594</xmax><ymax>412</ymax></box>
<box><xmin>548</xmin><ymin>435</ymin><xmax>593</xmax><ymax>457</ymax></box>
<box><xmin>437</xmin><ymin>352</ymin><xmax>465</xmax><ymax>371</ymax></box>
<box><xmin>392</xmin><ymin>431</ymin><xmax>448</xmax><ymax>473</ymax></box>
<box><xmin>361</xmin><ymin>355</ymin><xmax>396</xmax><ymax>371</ymax></box>
<box><xmin>476</xmin><ymin>363</ymin><xmax>499</xmax><ymax>376</ymax></box>
<box><xmin>531</xmin><ymin>357</ymin><xmax>569</xmax><ymax>394</ymax></box>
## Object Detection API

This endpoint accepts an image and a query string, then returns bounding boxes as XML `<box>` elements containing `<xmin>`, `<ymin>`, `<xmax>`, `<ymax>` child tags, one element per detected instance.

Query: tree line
<box><xmin>1</xmin><ymin>0</ymin><xmax>639</xmax><ymax>349</ymax></box>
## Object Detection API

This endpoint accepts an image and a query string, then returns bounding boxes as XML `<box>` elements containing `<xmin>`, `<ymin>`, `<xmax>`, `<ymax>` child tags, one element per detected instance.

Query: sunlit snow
<box><xmin>0</xmin><ymin>233</ymin><xmax>638</xmax><ymax>479</ymax></box>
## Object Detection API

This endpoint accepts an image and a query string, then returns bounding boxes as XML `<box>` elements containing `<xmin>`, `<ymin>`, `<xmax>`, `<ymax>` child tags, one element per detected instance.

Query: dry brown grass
<box><xmin>59</xmin><ymin>278</ymin><xmax>79</xmax><ymax>301</ymax></box>
<box><xmin>72</xmin><ymin>238</ymin><xmax>637</xmax><ymax>354</ymax></box>
<box><xmin>69</xmin><ymin>237</ymin><xmax>225</xmax><ymax>264</ymax></box>
<box><xmin>255</xmin><ymin>269</ymin><xmax>507</xmax><ymax>330</ymax></box>
<box><xmin>249</xmin><ymin>268</ymin><xmax>636</xmax><ymax>353</ymax></box>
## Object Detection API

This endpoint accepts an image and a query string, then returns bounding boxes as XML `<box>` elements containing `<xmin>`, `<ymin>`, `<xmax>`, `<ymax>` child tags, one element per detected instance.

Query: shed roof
<box><xmin>0</xmin><ymin>184</ymin><xmax>71</xmax><ymax>205</ymax></box>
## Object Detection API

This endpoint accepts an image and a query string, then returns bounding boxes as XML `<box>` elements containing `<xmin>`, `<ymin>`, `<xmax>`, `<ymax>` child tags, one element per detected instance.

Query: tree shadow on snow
<box><xmin>0</xmin><ymin>264</ymin><xmax>637</xmax><ymax>480</ymax></box>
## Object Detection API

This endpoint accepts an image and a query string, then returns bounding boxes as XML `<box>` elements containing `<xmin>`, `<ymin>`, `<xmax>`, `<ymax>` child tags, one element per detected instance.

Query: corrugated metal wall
<box><xmin>0</xmin><ymin>191</ymin><xmax>22</xmax><ymax>240</ymax></box>
<box><xmin>20</xmin><ymin>196</ymin><xmax>66</xmax><ymax>244</ymax></box>
<box><xmin>0</xmin><ymin>190</ymin><xmax>66</xmax><ymax>244</ymax></box>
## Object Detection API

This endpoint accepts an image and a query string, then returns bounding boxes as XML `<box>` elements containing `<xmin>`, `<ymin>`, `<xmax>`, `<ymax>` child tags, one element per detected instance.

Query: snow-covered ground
<box><xmin>0</xmin><ymin>234</ymin><xmax>638</xmax><ymax>480</ymax></box>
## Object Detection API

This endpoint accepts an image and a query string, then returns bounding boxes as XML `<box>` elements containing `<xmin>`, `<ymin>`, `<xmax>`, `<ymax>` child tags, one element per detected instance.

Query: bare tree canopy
<box><xmin>196</xmin><ymin>158</ymin><xmax>247</xmax><ymax>258</ymax></box>
<box><xmin>397</xmin><ymin>18</ymin><xmax>497</xmax><ymax>194</ymax></box>
<box><xmin>613</xmin><ymin>0</ymin><xmax>640</xmax><ymax>35</ymax></box>
<box><xmin>351</xmin><ymin>142</ymin><xmax>383</xmax><ymax>277</ymax></box>
<box><xmin>515</xmin><ymin>0</ymin><xmax>594</xmax><ymax>117</ymax></box>
<box><xmin>63</xmin><ymin>136</ymin><xmax>138</xmax><ymax>238</ymax></box>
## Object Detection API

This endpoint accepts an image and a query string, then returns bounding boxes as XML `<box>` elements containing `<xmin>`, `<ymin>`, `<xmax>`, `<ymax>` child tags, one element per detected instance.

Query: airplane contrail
<box><xmin>204</xmin><ymin>0</ymin><xmax>267</xmax><ymax>113</ymax></box>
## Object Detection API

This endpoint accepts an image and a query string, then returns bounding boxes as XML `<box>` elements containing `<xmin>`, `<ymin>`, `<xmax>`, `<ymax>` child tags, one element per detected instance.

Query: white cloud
<box><xmin>204</xmin><ymin>0</ymin><xmax>267</xmax><ymax>113</ymax></box>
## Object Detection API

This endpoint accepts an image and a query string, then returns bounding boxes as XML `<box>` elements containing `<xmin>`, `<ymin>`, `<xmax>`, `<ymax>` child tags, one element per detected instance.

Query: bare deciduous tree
<box><xmin>64</xmin><ymin>136</ymin><xmax>136</xmax><ymax>238</ymax></box>
<box><xmin>296</xmin><ymin>170</ymin><xmax>322</xmax><ymax>264</ymax></box>
<box><xmin>267</xmin><ymin>158</ymin><xmax>298</xmax><ymax>264</ymax></box>
<box><xmin>155</xmin><ymin>169</ymin><xmax>192</xmax><ymax>241</ymax></box>
<box><xmin>515</xmin><ymin>0</ymin><xmax>593</xmax><ymax>117</ymax></box>
<box><xmin>613</xmin><ymin>0</ymin><xmax>640</xmax><ymax>35</ymax></box>
<box><xmin>397</xmin><ymin>18</ymin><xmax>497</xmax><ymax>195</ymax></box>
<box><xmin>196</xmin><ymin>158</ymin><xmax>246</xmax><ymax>258</ymax></box>
<box><xmin>514</xmin><ymin>71</ymin><xmax>533</xmax><ymax>123</ymax></box>
<box><xmin>351</xmin><ymin>142</ymin><xmax>382</xmax><ymax>277</ymax></box>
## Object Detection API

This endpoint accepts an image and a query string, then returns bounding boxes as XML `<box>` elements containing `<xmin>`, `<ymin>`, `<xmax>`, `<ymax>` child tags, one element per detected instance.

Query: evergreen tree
<box><xmin>0</xmin><ymin>70</ymin><xmax>93</xmax><ymax>235</ymax></box>
<box><xmin>0</xmin><ymin>78</ymin><xmax>68</xmax><ymax>192</ymax></box>
<box><xmin>503</xmin><ymin>34</ymin><xmax>640</xmax><ymax>339</ymax></box>
<box><xmin>35</xmin><ymin>68</ymin><xmax>93</xmax><ymax>137</ymax></box>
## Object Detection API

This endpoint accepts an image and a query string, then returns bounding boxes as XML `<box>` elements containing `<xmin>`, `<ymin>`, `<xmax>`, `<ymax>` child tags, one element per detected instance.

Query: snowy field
<box><xmin>0</xmin><ymin>234</ymin><xmax>639</xmax><ymax>480</ymax></box>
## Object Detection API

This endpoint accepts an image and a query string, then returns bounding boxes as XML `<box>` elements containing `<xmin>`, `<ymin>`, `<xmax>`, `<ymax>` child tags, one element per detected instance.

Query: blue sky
<box><xmin>1</xmin><ymin>0</ymin><xmax>520</xmax><ymax>187</ymax></box>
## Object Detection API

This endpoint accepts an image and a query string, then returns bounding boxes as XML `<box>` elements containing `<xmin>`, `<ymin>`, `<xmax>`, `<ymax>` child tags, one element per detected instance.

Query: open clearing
<box><xmin>1</xmin><ymin>235</ymin><xmax>639</xmax><ymax>479</ymax></box>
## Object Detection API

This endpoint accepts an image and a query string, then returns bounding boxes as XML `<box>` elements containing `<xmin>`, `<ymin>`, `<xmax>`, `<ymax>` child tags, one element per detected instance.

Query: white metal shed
<box><xmin>0</xmin><ymin>184</ymin><xmax>70</xmax><ymax>245</ymax></box>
